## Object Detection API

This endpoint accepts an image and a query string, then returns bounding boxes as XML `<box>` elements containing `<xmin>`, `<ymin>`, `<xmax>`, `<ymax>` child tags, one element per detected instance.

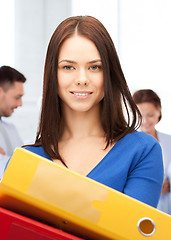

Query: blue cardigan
<box><xmin>24</xmin><ymin>131</ymin><xmax>163</xmax><ymax>208</ymax></box>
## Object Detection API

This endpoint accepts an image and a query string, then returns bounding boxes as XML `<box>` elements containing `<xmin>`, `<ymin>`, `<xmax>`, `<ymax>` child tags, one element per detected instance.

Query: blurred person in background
<box><xmin>133</xmin><ymin>89</ymin><xmax>171</xmax><ymax>214</ymax></box>
<box><xmin>0</xmin><ymin>65</ymin><xmax>26</xmax><ymax>180</ymax></box>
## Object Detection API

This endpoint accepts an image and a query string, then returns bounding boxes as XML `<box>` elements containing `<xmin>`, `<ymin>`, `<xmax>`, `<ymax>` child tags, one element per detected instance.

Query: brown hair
<box><xmin>0</xmin><ymin>65</ymin><xmax>26</xmax><ymax>91</ymax></box>
<box><xmin>32</xmin><ymin>16</ymin><xmax>141</xmax><ymax>163</ymax></box>
<box><xmin>132</xmin><ymin>89</ymin><xmax>162</xmax><ymax>122</ymax></box>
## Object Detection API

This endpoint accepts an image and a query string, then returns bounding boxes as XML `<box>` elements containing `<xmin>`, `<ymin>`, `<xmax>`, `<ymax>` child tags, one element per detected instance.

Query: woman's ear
<box><xmin>0</xmin><ymin>86</ymin><xmax>4</xmax><ymax>95</ymax></box>
<box><xmin>158</xmin><ymin>107</ymin><xmax>162</xmax><ymax>122</ymax></box>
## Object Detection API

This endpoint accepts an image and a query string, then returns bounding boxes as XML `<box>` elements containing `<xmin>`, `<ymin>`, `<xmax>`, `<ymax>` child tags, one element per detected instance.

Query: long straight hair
<box><xmin>33</xmin><ymin>16</ymin><xmax>141</xmax><ymax>163</ymax></box>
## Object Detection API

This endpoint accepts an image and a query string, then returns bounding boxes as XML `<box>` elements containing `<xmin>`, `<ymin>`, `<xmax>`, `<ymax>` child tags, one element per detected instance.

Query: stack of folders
<box><xmin>0</xmin><ymin>148</ymin><xmax>171</xmax><ymax>240</ymax></box>
<box><xmin>0</xmin><ymin>206</ymin><xmax>84</xmax><ymax>240</ymax></box>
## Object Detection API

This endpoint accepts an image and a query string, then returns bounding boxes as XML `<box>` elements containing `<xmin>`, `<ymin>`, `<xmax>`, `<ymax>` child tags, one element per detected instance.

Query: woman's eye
<box><xmin>90</xmin><ymin>65</ymin><xmax>101</xmax><ymax>71</ymax></box>
<box><xmin>64</xmin><ymin>66</ymin><xmax>74</xmax><ymax>70</ymax></box>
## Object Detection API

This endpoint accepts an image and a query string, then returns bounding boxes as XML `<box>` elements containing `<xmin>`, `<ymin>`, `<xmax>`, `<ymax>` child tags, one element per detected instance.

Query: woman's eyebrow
<box><xmin>88</xmin><ymin>59</ymin><xmax>102</xmax><ymax>63</ymax></box>
<box><xmin>58</xmin><ymin>59</ymin><xmax>102</xmax><ymax>64</ymax></box>
<box><xmin>58</xmin><ymin>59</ymin><xmax>76</xmax><ymax>64</ymax></box>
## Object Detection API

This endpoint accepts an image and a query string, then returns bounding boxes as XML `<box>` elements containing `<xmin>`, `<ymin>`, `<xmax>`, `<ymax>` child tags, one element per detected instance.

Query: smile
<box><xmin>71</xmin><ymin>91</ymin><xmax>92</xmax><ymax>96</ymax></box>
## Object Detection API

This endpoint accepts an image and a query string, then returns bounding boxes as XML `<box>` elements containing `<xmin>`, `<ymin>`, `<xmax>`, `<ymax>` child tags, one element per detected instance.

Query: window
<box><xmin>0</xmin><ymin>0</ymin><xmax>15</xmax><ymax>66</ymax></box>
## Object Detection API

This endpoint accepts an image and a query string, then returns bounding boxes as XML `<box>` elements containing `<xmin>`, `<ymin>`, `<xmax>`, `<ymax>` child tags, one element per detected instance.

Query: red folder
<box><xmin>0</xmin><ymin>207</ymin><xmax>84</xmax><ymax>240</ymax></box>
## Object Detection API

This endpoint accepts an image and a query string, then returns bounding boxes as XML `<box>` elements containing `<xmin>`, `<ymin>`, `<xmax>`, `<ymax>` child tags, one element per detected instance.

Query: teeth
<box><xmin>73</xmin><ymin>92</ymin><xmax>89</xmax><ymax>96</ymax></box>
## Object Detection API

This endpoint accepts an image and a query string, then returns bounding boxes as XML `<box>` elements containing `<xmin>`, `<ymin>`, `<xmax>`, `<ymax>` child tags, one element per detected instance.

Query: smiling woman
<box><xmin>14</xmin><ymin>15</ymin><xmax>164</xmax><ymax>209</ymax></box>
<box><xmin>57</xmin><ymin>35</ymin><xmax>104</xmax><ymax>113</ymax></box>
<box><xmin>133</xmin><ymin>89</ymin><xmax>171</xmax><ymax>214</ymax></box>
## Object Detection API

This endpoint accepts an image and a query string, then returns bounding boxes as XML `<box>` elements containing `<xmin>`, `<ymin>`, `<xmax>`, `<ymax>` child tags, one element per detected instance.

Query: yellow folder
<box><xmin>0</xmin><ymin>148</ymin><xmax>171</xmax><ymax>240</ymax></box>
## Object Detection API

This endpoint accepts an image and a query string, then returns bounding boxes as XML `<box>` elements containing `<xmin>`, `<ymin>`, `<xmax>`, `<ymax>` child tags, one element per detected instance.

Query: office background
<box><xmin>0</xmin><ymin>0</ymin><xmax>171</xmax><ymax>144</ymax></box>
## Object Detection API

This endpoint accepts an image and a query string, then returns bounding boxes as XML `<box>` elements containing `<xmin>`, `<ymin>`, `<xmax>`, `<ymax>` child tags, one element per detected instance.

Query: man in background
<box><xmin>0</xmin><ymin>65</ymin><xmax>26</xmax><ymax>180</ymax></box>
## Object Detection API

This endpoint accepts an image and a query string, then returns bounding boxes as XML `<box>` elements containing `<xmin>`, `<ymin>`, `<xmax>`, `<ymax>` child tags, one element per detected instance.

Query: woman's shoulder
<box><xmin>120</xmin><ymin>131</ymin><xmax>163</xmax><ymax>174</ymax></box>
<box><xmin>23</xmin><ymin>145</ymin><xmax>51</xmax><ymax>160</ymax></box>
<box><xmin>124</xmin><ymin>131</ymin><xmax>159</xmax><ymax>146</ymax></box>
<box><xmin>113</xmin><ymin>131</ymin><xmax>161</xmax><ymax>158</ymax></box>
<box><xmin>157</xmin><ymin>131</ymin><xmax>171</xmax><ymax>141</ymax></box>
<box><xmin>157</xmin><ymin>131</ymin><xmax>171</xmax><ymax>151</ymax></box>
<box><xmin>120</xmin><ymin>131</ymin><xmax>162</xmax><ymax>156</ymax></box>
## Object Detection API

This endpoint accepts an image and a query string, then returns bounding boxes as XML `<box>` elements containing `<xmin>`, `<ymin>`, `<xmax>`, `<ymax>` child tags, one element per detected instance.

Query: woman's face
<box><xmin>137</xmin><ymin>102</ymin><xmax>161</xmax><ymax>134</ymax></box>
<box><xmin>57</xmin><ymin>35</ymin><xmax>104</xmax><ymax>113</ymax></box>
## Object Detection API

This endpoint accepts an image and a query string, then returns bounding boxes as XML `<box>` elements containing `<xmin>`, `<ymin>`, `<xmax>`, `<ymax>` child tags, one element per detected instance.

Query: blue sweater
<box><xmin>24</xmin><ymin>131</ymin><xmax>163</xmax><ymax>208</ymax></box>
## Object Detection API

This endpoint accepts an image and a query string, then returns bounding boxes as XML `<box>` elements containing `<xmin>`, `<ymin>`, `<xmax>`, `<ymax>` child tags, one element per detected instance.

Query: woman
<box><xmin>133</xmin><ymin>89</ymin><xmax>171</xmax><ymax>214</ymax></box>
<box><xmin>23</xmin><ymin>16</ymin><xmax>163</xmax><ymax>207</ymax></box>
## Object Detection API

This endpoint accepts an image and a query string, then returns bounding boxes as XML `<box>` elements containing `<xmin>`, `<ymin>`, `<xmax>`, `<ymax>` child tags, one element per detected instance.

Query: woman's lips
<box><xmin>70</xmin><ymin>91</ymin><xmax>93</xmax><ymax>97</ymax></box>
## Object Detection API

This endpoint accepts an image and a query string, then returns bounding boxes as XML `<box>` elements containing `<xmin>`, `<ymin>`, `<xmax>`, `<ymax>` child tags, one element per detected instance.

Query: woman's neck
<box><xmin>148</xmin><ymin>129</ymin><xmax>159</xmax><ymax>141</ymax></box>
<box><xmin>60</xmin><ymin>107</ymin><xmax>104</xmax><ymax>141</ymax></box>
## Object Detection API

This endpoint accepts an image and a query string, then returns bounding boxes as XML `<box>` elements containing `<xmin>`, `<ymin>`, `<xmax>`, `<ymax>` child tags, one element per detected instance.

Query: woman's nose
<box><xmin>142</xmin><ymin>117</ymin><xmax>147</xmax><ymax>124</ymax></box>
<box><xmin>75</xmin><ymin>69</ymin><xmax>89</xmax><ymax>86</ymax></box>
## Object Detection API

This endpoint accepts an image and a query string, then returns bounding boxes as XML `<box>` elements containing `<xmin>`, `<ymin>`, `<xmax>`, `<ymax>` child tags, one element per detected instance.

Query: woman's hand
<box><xmin>0</xmin><ymin>147</ymin><xmax>6</xmax><ymax>155</ymax></box>
<box><xmin>161</xmin><ymin>179</ymin><xmax>170</xmax><ymax>195</ymax></box>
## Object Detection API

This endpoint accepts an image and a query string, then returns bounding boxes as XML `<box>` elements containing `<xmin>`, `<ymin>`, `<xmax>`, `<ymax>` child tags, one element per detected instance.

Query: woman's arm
<box><xmin>124</xmin><ymin>141</ymin><xmax>164</xmax><ymax>207</ymax></box>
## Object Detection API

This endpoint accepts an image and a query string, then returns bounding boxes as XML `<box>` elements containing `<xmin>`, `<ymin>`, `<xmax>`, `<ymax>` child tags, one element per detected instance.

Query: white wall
<box><xmin>0</xmin><ymin>0</ymin><xmax>15</xmax><ymax>66</ymax></box>
<box><xmin>72</xmin><ymin>0</ymin><xmax>119</xmax><ymax>50</ymax></box>
<box><xmin>119</xmin><ymin>0</ymin><xmax>171</xmax><ymax>134</ymax></box>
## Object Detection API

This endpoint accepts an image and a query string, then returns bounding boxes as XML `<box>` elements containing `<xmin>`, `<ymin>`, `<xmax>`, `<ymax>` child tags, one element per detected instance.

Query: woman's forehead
<box><xmin>58</xmin><ymin>35</ymin><xmax>101</xmax><ymax>63</ymax></box>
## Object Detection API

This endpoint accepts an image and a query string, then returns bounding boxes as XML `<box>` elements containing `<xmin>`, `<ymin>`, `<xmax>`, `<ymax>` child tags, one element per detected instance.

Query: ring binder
<box><xmin>0</xmin><ymin>148</ymin><xmax>171</xmax><ymax>240</ymax></box>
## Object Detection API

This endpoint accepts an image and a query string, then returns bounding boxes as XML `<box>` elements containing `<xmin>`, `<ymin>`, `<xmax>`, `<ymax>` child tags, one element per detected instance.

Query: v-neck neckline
<box><xmin>86</xmin><ymin>139</ymin><xmax>121</xmax><ymax>177</ymax></box>
<box><xmin>47</xmin><ymin>135</ymin><xmax>125</xmax><ymax>177</ymax></box>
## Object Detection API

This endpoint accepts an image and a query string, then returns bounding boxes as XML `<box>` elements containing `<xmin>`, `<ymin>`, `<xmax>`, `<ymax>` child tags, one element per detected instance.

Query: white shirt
<box><xmin>0</xmin><ymin>118</ymin><xmax>23</xmax><ymax>181</ymax></box>
<box><xmin>157</xmin><ymin>131</ymin><xmax>171</xmax><ymax>214</ymax></box>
